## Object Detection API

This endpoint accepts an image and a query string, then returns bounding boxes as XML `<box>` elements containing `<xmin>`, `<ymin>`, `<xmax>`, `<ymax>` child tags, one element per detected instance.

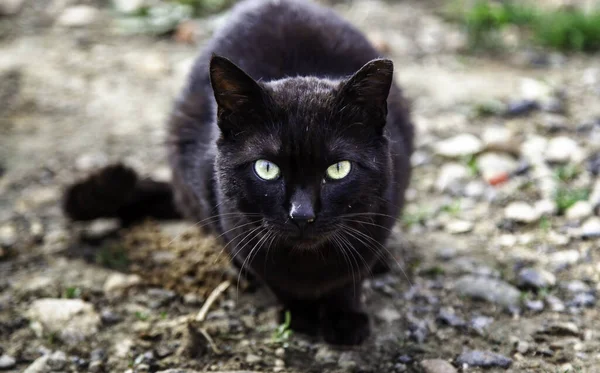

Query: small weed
<box><xmin>441</xmin><ymin>200</ymin><xmax>462</xmax><ymax>216</ymax></box>
<box><xmin>402</xmin><ymin>208</ymin><xmax>431</xmax><ymax>228</ymax></box>
<box><xmin>47</xmin><ymin>331</ymin><xmax>60</xmax><ymax>345</ymax></box>
<box><xmin>95</xmin><ymin>243</ymin><xmax>129</xmax><ymax>270</ymax></box>
<box><xmin>554</xmin><ymin>187</ymin><xmax>590</xmax><ymax>214</ymax></box>
<box><xmin>160</xmin><ymin>311</ymin><xmax>168</xmax><ymax>320</ymax></box>
<box><xmin>272</xmin><ymin>310</ymin><xmax>293</xmax><ymax>344</ymax></box>
<box><xmin>539</xmin><ymin>216</ymin><xmax>551</xmax><ymax>232</ymax></box>
<box><xmin>472</xmin><ymin>99</ymin><xmax>506</xmax><ymax>117</ymax></box>
<box><xmin>554</xmin><ymin>164</ymin><xmax>580</xmax><ymax>182</ymax></box>
<box><xmin>63</xmin><ymin>286</ymin><xmax>81</xmax><ymax>299</ymax></box>
<box><xmin>420</xmin><ymin>265</ymin><xmax>446</xmax><ymax>277</ymax></box>
<box><xmin>135</xmin><ymin>311</ymin><xmax>150</xmax><ymax>321</ymax></box>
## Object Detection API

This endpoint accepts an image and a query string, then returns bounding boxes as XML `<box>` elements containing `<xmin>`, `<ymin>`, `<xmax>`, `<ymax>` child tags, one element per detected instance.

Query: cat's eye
<box><xmin>326</xmin><ymin>161</ymin><xmax>352</xmax><ymax>180</ymax></box>
<box><xmin>254</xmin><ymin>159</ymin><xmax>281</xmax><ymax>180</ymax></box>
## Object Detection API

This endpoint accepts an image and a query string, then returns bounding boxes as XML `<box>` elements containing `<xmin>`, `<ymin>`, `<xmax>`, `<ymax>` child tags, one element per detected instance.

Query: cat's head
<box><xmin>210</xmin><ymin>55</ymin><xmax>394</xmax><ymax>248</ymax></box>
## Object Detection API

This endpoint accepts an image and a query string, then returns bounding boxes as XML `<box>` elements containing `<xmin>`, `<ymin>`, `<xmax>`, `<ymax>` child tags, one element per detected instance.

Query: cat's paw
<box><xmin>321</xmin><ymin>310</ymin><xmax>370</xmax><ymax>345</ymax></box>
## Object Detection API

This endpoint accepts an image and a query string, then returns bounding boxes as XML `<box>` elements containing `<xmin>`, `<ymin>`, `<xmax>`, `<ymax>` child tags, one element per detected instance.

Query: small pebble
<box><xmin>454</xmin><ymin>275</ymin><xmax>521</xmax><ymax>309</ymax></box>
<box><xmin>437</xmin><ymin>308</ymin><xmax>466</xmax><ymax>328</ymax></box>
<box><xmin>565</xmin><ymin>201</ymin><xmax>593</xmax><ymax>220</ymax></box>
<box><xmin>57</xmin><ymin>5</ymin><xmax>99</xmax><ymax>27</ymax></box>
<box><xmin>563</xmin><ymin>280</ymin><xmax>590</xmax><ymax>294</ymax></box>
<box><xmin>47</xmin><ymin>351</ymin><xmax>67</xmax><ymax>371</ymax></box>
<box><xmin>549</xmin><ymin>250</ymin><xmax>580</xmax><ymax>270</ymax></box>
<box><xmin>505</xmin><ymin>99</ymin><xmax>539</xmax><ymax>117</ymax></box>
<box><xmin>517</xmin><ymin>267</ymin><xmax>556</xmax><ymax>290</ymax></box>
<box><xmin>546</xmin><ymin>295</ymin><xmax>566</xmax><ymax>312</ymax></box>
<box><xmin>434</xmin><ymin>134</ymin><xmax>483</xmax><ymax>158</ymax></box>
<box><xmin>0</xmin><ymin>355</ymin><xmax>16</xmax><ymax>369</ymax></box>
<box><xmin>580</xmin><ymin>217</ymin><xmax>600</xmax><ymax>238</ymax></box>
<box><xmin>421</xmin><ymin>359</ymin><xmax>457</xmax><ymax>373</ymax></box>
<box><xmin>245</xmin><ymin>354</ymin><xmax>262</xmax><ymax>364</ymax></box>
<box><xmin>455</xmin><ymin>350</ymin><xmax>512</xmax><ymax>368</ymax></box>
<box><xmin>445</xmin><ymin>220</ymin><xmax>473</xmax><ymax>234</ymax></box>
<box><xmin>568</xmin><ymin>293</ymin><xmax>595</xmax><ymax>308</ymax></box>
<box><xmin>469</xmin><ymin>316</ymin><xmax>494</xmax><ymax>335</ymax></box>
<box><xmin>539</xmin><ymin>322</ymin><xmax>580</xmax><ymax>337</ymax></box>
<box><xmin>397</xmin><ymin>355</ymin><xmax>413</xmax><ymax>364</ymax></box>
<box><xmin>544</xmin><ymin>136</ymin><xmax>583</xmax><ymax>164</ymax></box>
<box><xmin>504</xmin><ymin>202</ymin><xmax>541</xmax><ymax>223</ymax></box>
<box><xmin>525</xmin><ymin>299</ymin><xmax>544</xmax><ymax>312</ymax></box>
<box><xmin>587</xmin><ymin>152</ymin><xmax>600</xmax><ymax>176</ymax></box>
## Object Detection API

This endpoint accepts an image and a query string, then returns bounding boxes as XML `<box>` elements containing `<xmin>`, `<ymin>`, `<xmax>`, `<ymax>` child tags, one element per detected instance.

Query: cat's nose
<box><xmin>289</xmin><ymin>189</ymin><xmax>316</xmax><ymax>227</ymax></box>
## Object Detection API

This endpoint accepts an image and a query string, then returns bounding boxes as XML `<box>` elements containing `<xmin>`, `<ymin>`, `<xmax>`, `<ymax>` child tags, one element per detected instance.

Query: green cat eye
<box><xmin>326</xmin><ymin>161</ymin><xmax>351</xmax><ymax>180</ymax></box>
<box><xmin>254</xmin><ymin>159</ymin><xmax>281</xmax><ymax>180</ymax></box>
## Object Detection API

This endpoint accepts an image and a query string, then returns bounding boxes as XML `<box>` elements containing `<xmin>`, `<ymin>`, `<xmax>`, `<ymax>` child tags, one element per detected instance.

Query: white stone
<box><xmin>535</xmin><ymin>199</ymin><xmax>558</xmax><ymax>216</ymax></box>
<box><xmin>23</xmin><ymin>355</ymin><xmax>49</xmax><ymax>373</ymax></box>
<box><xmin>549</xmin><ymin>250</ymin><xmax>580</xmax><ymax>269</ymax></box>
<box><xmin>504</xmin><ymin>202</ymin><xmax>541</xmax><ymax>223</ymax></box>
<box><xmin>446</xmin><ymin>220</ymin><xmax>474</xmax><ymax>234</ymax></box>
<box><xmin>103</xmin><ymin>273</ymin><xmax>142</xmax><ymax>296</ymax></box>
<box><xmin>0</xmin><ymin>0</ymin><xmax>25</xmax><ymax>15</ymax></box>
<box><xmin>435</xmin><ymin>163</ymin><xmax>469</xmax><ymax>191</ymax></box>
<box><xmin>589</xmin><ymin>179</ymin><xmax>600</xmax><ymax>207</ymax></box>
<box><xmin>520</xmin><ymin>77</ymin><xmax>552</xmax><ymax>101</ymax></box>
<box><xmin>476</xmin><ymin>152</ymin><xmax>518</xmax><ymax>181</ymax></box>
<box><xmin>580</xmin><ymin>217</ymin><xmax>600</xmax><ymax>238</ymax></box>
<box><xmin>376</xmin><ymin>307</ymin><xmax>402</xmax><ymax>323</ymax></box>
<box><xmin>0</xmin><ymin>224</ymin><xmax>17</xmax><ymax>248</ymax></box>
<box><xmin>482</xmin><ymin>126</ymin><xmax>514</xmax><ymax>150</ymax></box>
<box><xmin>434</xmin><ymin>134</ymin><xmax>483</xmax><ymax>158</ymax></box>
<box><xmin>114</xmin><ymin>338</ymin><xmax>135</xmax><ymax>358</ymax></box>
<box><xmin>565</xmin><ymin>201</ymin><xmax>593</xmax><ymax>220</ymax></box>
<box><xmin>112</xmin><ymin>0</ymin><xmax>146</xmax><ymax>14</ymax></box>
<box><xmin>544</xmin><ymin>136</ymin><xmax>583</xmax><ymax>164</ymax></box>
<box><xmin>27</xmin><ymin>299</ymin><xmax>100</xmax><ymax>345</ymax></box>
<box><xmin>57</xmin><ymin>6</ymin><xmax>99</xmax><ymax>27</ymax></box>
<box><xmin>75</xmin><ymin>152</ymin><xmax>108</xmax><ymax>172</ymax></box>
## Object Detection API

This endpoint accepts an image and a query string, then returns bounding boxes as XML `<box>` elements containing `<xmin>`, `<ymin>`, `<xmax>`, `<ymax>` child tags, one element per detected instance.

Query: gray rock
<box><xmin>505</xmin><ymin>99</ymin><xmax>538</xmax><ymax>117</ymax></box>
<box><xmin>47</xmin><ymin>351</ymin><xmax>67</xmax><ymax>371</ymax></box>
<box><xmin>454</xmin><ymin>275</ymin><xmax>521</xmax><ymax>309</ymax></box>
<box><xmin>455</xmin><ymin>350</ymin><xmax>512</xmax><ymax>368</ymax></box>
<box><xmin>245</xmin><ymin>353</ymin><xmax>262</xmax><ymax>364</ymax></box>
<box><xmin>546</xmin><ymin>295</ymin><xmax>566</xmax><ymax>312</ymax></box>
<box><xmin>437</xmin><ymin>308</ymin><xmax>466</xmax><ymax>328</ymax></box>
<box><xmin>563</xmin><ymin>280</ymin><xmax>590</xmax><ymax>293</ymax></box>
<box><xmin>539</xmin><ymin>322</ymin><xmax>580</xmax><ymax>337</ymax></box>
<box><xmin>517</xmin><ymin>267</ymin><xmax>556</xmax><ymax>290</ymax></box>
<box><xmin>0</xmin><ymin>0</ymin><xmax>25</xmax><ymax>15</ymax></box>
<box><xmin>525</xmin><ymin>299</ymin><xmax>544</xmax><ymax>312</ymax></box>
<box><xmin>315</xmin><ymin>346</ymin><xmax>338</xmax><ymax>364</ymax></box>
<box><xmin>0</xmin><ymin>224</ymin><xmax>17</xmax><ymax>248</ymax></box>
<box><xmin>549</xmin><ymin>250</ymin><xmax>580</xmax><ymax>270</ymax></box>
<box><xmin>469</xmin><ymin>316</ymin><xmax>494</xmax><ymax>335</ymax></box>
<box><xmin>337</xmin><ymin>352</ymin><xmax>357</xmax><ymax>370</ymax></box>
<box><xmin>376</xmin><ymin>307</ymin><xmax>402</xmax><ymax>323</ymax></box>
<box><xmin>103</xmin><ymin>273</ymin><xmax>141</xmax><ymax>296</ymax></box>
<box><xmin>23</xmin><ymin>355</ymin><xmax>49</xmax><ymax>373</ymax></box>
<box><xmin>434</xmin><ymin>134</ymin><xmax>483</xmax><ymax>158</ymax></box>
<box><xmin>0</xmin><ymin>355</ymin><xmax>16</xmax><ymax>369</ymax></box>
<box><xmin>57</xmin><ymin>6</ymin><xmax>99</xmax><ymax>27</ymax></box>
<box><xmin>420</xmin><ymin>359</ymin><xmax>457</xmax><ymax>373</ymax></box>
<box><xmin>568</xmin><ymin>293</ymin><xmax>595</xmax><ymax>308</ymax></box>
<box><xmin>27</xmin><ymin>299</ymin><xmax>101</xmax><ymax>345</ymax></box>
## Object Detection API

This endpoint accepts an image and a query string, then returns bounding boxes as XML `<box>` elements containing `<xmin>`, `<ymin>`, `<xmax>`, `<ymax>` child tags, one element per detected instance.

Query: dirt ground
<box><xmin>1</xmin><ymin>0</ymin><xmax>600</xmax><ymax>372</ymax></box>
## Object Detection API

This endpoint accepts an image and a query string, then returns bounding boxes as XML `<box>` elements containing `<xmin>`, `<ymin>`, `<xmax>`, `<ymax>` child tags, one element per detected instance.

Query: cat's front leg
<box><xmin>320</xmin><ymin>283</ymin><xmax>370</xmax><ymax>346</ymax></box>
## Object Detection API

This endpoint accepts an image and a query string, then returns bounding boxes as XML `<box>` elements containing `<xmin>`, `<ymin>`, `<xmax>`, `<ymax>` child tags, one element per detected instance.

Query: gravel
<box><xmin>455</xmin><ymin>350</ymin><xmax>512</xmax><ymax>368</ymax></box>
<box><xmin>454</xmin><ymin>276</ymin><xmax>521</xmax><ymax>309</ymax></box>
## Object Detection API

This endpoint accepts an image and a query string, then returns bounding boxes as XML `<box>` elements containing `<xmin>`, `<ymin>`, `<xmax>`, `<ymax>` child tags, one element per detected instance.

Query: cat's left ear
<box><xmin>338</xmin><ymin>59</ymin><xmax>394</xmax><ymax>114</ymax></box>
<box><xmin>209</xmin><ymin>54</ymin><xmax>266</xmax><ymax>115</ymax></box>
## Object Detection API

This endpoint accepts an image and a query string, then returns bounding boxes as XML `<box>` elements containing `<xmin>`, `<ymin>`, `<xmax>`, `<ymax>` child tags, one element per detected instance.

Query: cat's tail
<box><xmin>62</xmin><ymin>164</ymin><xmax>182</xmax><ymax>226</ymax></box>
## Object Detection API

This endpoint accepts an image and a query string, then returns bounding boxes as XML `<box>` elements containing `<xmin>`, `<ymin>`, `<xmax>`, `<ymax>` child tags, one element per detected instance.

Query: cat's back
<box><xmin>190</xmin><ymin>0</ymin><xmax>383</xmax><ymax>85</ymax></box>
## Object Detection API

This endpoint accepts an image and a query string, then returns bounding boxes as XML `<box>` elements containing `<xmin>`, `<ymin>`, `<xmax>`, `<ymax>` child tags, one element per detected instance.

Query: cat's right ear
<box><xmin>209</xmin><ymin>55</ymin><xmax>266</xmax><ymax>116</ymax></box>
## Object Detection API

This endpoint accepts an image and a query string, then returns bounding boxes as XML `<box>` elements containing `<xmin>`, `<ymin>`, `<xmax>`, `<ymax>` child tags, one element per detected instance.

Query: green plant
<box><xmin>452</xmin><ymin>0</ymin><xmax>600</xmax><ymax>52</ymax></box>
<box><xmin>272</xmin><ymin>310</ymin><xmax>293</xmax><ymax>343</ymax></box>
<box><xmin>135</xmin><ymin>311</ymin><xmax>150</xmax><ymax>321</ymax></box>
<box><xmin>554</xmin><ymin>187</ymin><xmax>590</xmax><ymax>214</ymax></box>
<box><xmin>554</xmin><ymin>164</ymin><xmax>580</xmax><ymax>183</ymax></box>
<box><xmin>63</xmin><ymin>286</ymin><xmax>81</xmax><ymax>299</ymax></box>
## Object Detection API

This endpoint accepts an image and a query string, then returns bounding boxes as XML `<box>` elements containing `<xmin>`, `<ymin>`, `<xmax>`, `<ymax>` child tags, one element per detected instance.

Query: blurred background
<box><xmin>1</xmin><ymin>1</ymin><xmax>600</xmax><ymax>372</ymax></box>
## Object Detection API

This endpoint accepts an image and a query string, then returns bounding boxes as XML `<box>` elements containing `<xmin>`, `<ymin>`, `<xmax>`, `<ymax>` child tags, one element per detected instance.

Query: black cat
<box><xmin>63</xmin><ymin>0</ymin><xmax>413</xmax><ymax>345</ymax></box>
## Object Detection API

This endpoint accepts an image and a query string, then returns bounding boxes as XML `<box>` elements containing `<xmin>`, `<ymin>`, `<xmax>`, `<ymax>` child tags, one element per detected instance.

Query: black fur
<box><xmin>64</xmin><ymin>0</ymin><xmax>413</xmax><ymax>345</ymax></box>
